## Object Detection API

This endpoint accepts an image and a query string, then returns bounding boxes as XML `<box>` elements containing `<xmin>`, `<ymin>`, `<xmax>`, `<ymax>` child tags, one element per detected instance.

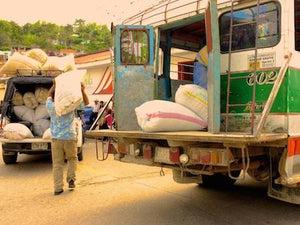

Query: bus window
<box><xmin>120</xmin><ymin>29</ymin><xmax>149</xmax><ymax>65</ymax></box>
<box><xmin>219</xmin><ymin>2</ymin><xmax>280</xmax><ymax>52</ymax></box>
<box><xmin>295</xmin><ymin>0</ymin><xmax>300</xmax><ymax>51</ymax></box>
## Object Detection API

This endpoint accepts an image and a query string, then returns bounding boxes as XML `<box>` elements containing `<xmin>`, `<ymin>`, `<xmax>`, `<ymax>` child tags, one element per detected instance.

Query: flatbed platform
<box><xmin>86</xmin><ymin>130</ymin><xmax>288</xmax><ymax>144</ymax></box>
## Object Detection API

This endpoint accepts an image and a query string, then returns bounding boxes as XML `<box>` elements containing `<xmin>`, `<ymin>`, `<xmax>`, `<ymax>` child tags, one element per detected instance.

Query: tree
<box><xmin>0</xmin><ymin>19</ymin><xmax>111</xmax><ymax>53</ymax></box>
<box><xmin>0</xmin><ymin>20</ymin><xmax>23</xmax><ymax>50</ymax></box>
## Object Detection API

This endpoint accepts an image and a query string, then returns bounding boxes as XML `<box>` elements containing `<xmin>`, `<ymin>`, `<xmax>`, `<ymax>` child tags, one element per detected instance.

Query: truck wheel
<box><xmin>201</xmin><ymin>170</ymin><xmax>241</xmax><ymax>188</ymax></box>
<box><xmin>77</xmin><ymin>147</ymin><xmax>83</xmax><ymax>161</ymax></box>
<box><xmin>2</xmin><ymin>152</ymin><xmax>18</xmax><ymax>164</ymax></box>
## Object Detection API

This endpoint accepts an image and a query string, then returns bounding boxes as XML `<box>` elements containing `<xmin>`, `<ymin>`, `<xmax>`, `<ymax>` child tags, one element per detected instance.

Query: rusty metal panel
<box><xmin>205</xmin><ymin>0</ymin><xmax>221</xmax><ymax>133</ymax></box>
<box><xmin>114</xmin><ymin>65</ymin><xmax>154</xmax><ymax>130</ymax></box>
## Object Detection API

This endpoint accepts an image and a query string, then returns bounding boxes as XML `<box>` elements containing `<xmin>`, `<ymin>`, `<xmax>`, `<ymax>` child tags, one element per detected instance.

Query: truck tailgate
<box><xmin>86</xmin><ymin>130</ymin><xmax>288</xmax><ymax>144</ymax></box>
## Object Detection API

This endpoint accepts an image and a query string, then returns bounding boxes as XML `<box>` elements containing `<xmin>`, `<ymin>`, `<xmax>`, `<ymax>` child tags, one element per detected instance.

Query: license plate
<box><xmin>154</xmin><ymin>147</ymin><xmax>174</xmax><ymax>164</ymax></box>
<box><xmin>32</xmin><ymin>143</ymin><xmax>48</xmax><ymax>150</ymax></box>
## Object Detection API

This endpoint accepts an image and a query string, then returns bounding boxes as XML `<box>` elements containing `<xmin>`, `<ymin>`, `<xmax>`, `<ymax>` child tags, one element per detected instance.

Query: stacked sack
<box><xmin>135</xmin><ymin>100</ymin><xmax>207</xmax><ymax>132</ymax></box>
<box><xmin>11</xmin><ymin>87</ymin><xmax>50</xmax><ymax>138</ymax></box>
<box><xmin>3</xmin><ymin>123</ymin><xmax>34</xmax><ymax>140</ymax></box>
<box><xmin>175</xmin><ymin>84</ymin><xmax>208</xmax><ymax>122</ymax></box>
<box><xmin>0</xmin><ymin>48</ymin><xmax>76</xmax><ymax>77</ymax></box>
<box><xmin>135</xmin><ymin>84</ymin><xmax>208</xmax><ymax>132</ymax></box>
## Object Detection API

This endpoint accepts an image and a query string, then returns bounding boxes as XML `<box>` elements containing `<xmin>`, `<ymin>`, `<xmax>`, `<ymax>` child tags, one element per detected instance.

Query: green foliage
<box><xmin>0</xmin><ymin>19</ymin><xmax>111</xmax><ymax>53</ymax></box>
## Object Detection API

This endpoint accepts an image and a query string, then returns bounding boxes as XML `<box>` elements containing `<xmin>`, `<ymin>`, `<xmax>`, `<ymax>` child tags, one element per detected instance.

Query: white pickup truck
<box><xmin>0</xmin><ymin>76</ymin><xmax>84</xmax><ymax>164</ymax></box>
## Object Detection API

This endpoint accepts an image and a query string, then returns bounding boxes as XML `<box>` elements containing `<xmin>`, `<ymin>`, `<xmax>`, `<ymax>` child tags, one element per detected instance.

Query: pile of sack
<box><xmin>135</xmin><ymin>84</ymin><xmax>208</xmax><ymax>132</ymax></box>
<box><xmin>0</xmin><ymin>48</ymin><xmax>76</xmax><ymax>77</ymax></box>
<box><xmin>9</xmin><ymin>87</ymin><xmax>50</xmax><ymax>138</ymax></box>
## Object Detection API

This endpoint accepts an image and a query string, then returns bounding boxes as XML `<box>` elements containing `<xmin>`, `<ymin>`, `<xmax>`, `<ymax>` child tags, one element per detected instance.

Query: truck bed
<box><xmin>86</xmin><ymin>130</ymin><xmax>288</xmax><ymax>144</ymax></box>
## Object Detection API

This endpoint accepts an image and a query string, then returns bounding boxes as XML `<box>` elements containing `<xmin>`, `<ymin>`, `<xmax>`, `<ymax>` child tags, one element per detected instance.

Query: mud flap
<box><xmin>268</xmin><ymin>141</ymin><xmax>300</xmax><ymax>204</ymax></box>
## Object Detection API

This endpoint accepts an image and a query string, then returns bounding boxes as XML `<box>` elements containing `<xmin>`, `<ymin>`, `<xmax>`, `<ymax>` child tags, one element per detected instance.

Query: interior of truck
<box><xmin>157</xmin><ymin>16</ymin><xmax>206</xmax><ymax>101</ymax></box>
<box><xmin>1</xmin><ymin>76</ymin><xmax>53</xmax><ymax>125</ymax></box>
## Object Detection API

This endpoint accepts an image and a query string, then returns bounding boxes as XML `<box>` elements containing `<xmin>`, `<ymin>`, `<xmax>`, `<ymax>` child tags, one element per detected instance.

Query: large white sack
<box><xmin>12</xmin><ymin>91</ymin><xmax>24</xmax><ymax>106</ymax></box>
<box><xmin>34</xmin><ymin>104</ymin><xmax>49</xmax><ymax>121</ymax></box>
<box><xmin>0</xmin><ymin>52</ymin><xmax>41</xmax><ymax>76</ymax></box>
<box><xmin>175</xmin><ymin>84</ymin><xmax>208</xmax><ymax>122</ymax></box>
<box><xmin>42</xmin><ymin>128</ymin><xmax>51</xmax><ymax>139</ymax></box>
<box><xmin>41</xmin><ymin>54</ymin><xmax>75</xmax><ymax>75</ymax></box>
<box><xmin>3</xmin><ymin>123</ymin><xmax>34</xmax><ymax>140</ymax></box>
<box><xmin>13</xmin><ymin>106</ymin><xmax>35</xmax><ymax>123</ymax></box>
<box><xmin>26</xmin><ymin>48</ymin><xmax>48</xmax><ymax>65</ymax></box>
<box><xmin>35</xmin><ymin>87</ymin><xmax>49</xmax><ymax>104</ymax></box>
<box><xmin>23</xmin><ymin>92</ymin><xmax>38</xmax><ymax>109</ymax></box>
<box><xmin>33</xmin><ymin>119</ymin><xmax>50</xmax><ymax>137</ymax></box>
<box><xmin>55</xmin><ymin>70</ymin><xmax>86</xmax><ymax>116</ymax></box>
<box><xmin>135</xmin><ymin>100</ymin><xmax>207</xmax><ymax>132</ymax></box>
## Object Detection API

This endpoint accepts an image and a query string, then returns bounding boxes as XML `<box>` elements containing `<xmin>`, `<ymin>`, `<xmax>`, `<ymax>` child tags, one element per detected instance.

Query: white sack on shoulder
<box><xmin>13</xmin><ymin>106</ymin><xmax>35</xmax><ymax>123</ymax></box>
<box><xmin>175</xmin><ymin>84</ymin><xmax>208</xmax><ymax>122</ymax></box>
<box><xmin>0</xmin><ymin>52</ymin><xmax>41</xmax><ymax>76</ymax></box>
<box><xmin>12</xmin><ymin>91</ymin><xmax>24</xmax><ymax>106</ymax></box>
<box><xmin>135</xmin><ymin>100</ymin><xmax>207</xmax><ymax>132</ymax></box>
<box><xmin>3</xmin><ymin>123</ymin><xmax>34</xmax><ymax>140</ymax></box>
<box><xmin>33</xmin><ymin>119</ymin><xmax>50</xmax><ymax>137</ymax></box>
<box><xmin>35</xmin><ymin>87</ymin><xmax>49</xmax><ymax>104</ymax></box>
<box><xmin>23</xmin><ymin>92</ymin><xmax>39</xmax><ymax>109</ymax></box>
<box><xmin>54</xmin><ymin>69</ymin><xmax>86</xmax><ymax>116</ymax></box>
<box><xmin>42</xmin><ymin>128</ymin><xmax>51</xmax><ymax>139</ymax></box>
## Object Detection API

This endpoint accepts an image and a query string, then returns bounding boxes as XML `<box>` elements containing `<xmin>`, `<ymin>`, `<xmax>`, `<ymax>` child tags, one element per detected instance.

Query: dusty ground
<box><xmin>1</xmin><ymin>139</ymin><xmax>300</xmax><ymax>225</ymax></box>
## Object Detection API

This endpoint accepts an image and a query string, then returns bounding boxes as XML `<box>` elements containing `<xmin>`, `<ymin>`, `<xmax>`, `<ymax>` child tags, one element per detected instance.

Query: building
<box><xmin>75</xmin><ymin>50</ymin><xmax>113</xmax><ymax>104</ymax></box>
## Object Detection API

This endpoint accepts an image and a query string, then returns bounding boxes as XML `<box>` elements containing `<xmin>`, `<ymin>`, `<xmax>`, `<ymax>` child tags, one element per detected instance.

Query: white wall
<box><xmin>77</xmin><ymin>61</ymin><xmax>113</xmax><ymax>106</ymax></box>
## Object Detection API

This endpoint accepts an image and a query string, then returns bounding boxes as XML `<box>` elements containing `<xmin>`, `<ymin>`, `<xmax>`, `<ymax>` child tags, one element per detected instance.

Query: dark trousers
<box><xmin>89</xmin><ymin>112</ymin><xmax>98</xmax><ymax>126</ymax></box>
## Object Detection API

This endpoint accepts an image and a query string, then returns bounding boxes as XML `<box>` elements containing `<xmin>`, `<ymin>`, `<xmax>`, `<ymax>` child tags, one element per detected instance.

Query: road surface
<box><xmin>1</xmin><ymin>139</ymin><xmax>300</xmax><ymax>225</ymax></box>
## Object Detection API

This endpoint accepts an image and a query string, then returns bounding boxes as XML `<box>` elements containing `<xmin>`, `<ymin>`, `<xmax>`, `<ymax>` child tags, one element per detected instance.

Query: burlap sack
<box><xmin>35</xmin><ymin>87</ymin><xmax>49</xmax><ymax>104</ymax></box>
<box><xmin>34</xmin><ymin>104</ymin><xmax>49</xmax><ymax>121</ymax></box>
<box><xmin>0</xmin><ymin>52</ymin><xmax>41</xmax><ymax>76</ymax></box>
<box><xmin>54</xmin><ymin>69</ymin><xmax>86</xmax><ymax>116</ymax></box>
<box><xmin>42</xmin><ymin>128</ymin><xmax>51</xmax><ymax>139</ymax></box>
<box><xmin>23</xmin><ymin>92</ymin><xmax>39</xmax><ymax>109</ymax></box>
<box><xmin>3</xmin><ymin>123</ymin><xmax>34</xmax><ymax>140</ymax></box>
<box><xmin>32</xmin><ymin>119</ymin><xmax>50</xmax><ymax>137</ymax></box>
<box><xmin>26</xmin><ymin>48</ymin><xmax>48</xmax><ymax>65</ymax></box>
<box><xmin>13</xmin><ymin>105</ymin><xmax>35</xmax><ymax>123</ymax></box>
<box><xmin>41</xmin><ymin>54</ymin><xmax>75</xmax><ymax>75</ymax></box>
<box><xmin>12</xmin><ymin>91</ymin><xmax>24</xmax><ymax>106</ymax></box>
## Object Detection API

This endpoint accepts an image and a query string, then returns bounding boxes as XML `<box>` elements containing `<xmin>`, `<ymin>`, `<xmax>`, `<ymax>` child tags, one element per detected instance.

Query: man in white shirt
<box><xmin>89</xmin><ymin>100</ymin><xmax>103</xmax><ymax>127</ymax></box>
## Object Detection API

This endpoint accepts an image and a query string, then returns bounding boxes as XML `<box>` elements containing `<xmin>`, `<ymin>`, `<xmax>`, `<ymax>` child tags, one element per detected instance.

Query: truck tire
<box><xmin>2</xmin><ymin>152</ymin><xmax>18</xmax><ymax>164</ymax></box>
<box><xmin>77</xmin><ymin>147</ymin><xmax>83</xmax><ymax>161</ymax></box>
<box><xmin>201</xmin><ymin>170</ymin><xmax>241</xmax><ymax>188</ymax></box>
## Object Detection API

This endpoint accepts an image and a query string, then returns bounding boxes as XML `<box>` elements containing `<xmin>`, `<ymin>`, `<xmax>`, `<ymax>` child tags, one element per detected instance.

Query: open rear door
<box><xmin>205</xmin><ymin>0</ymin><xmax>221</xmax><ymax>133</ymax></box>
<box><xmin>113</xmin><ymin>25</ymin><xmax>154</xmax><ymax>130</ymax></box>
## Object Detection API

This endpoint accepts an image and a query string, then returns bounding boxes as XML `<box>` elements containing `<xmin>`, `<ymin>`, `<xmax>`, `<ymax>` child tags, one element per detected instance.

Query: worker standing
<box><xmin>46</xmin><ymin>80</ymin><xmax>89</xmax><ymax>195</ymax></box>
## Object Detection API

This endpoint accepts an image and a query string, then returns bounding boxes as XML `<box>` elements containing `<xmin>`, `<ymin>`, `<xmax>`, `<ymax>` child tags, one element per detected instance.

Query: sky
<box><xmin>0</xmin><ymin>0</ymin><xmax>162</xmax><ymax>26</ymax></box>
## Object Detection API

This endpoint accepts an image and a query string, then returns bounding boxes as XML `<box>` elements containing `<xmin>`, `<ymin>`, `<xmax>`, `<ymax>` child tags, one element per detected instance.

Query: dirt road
<box><xmin>1</xmin><ymin>139</ymin><xmax>300</xmax><ymax>225</ymax></box>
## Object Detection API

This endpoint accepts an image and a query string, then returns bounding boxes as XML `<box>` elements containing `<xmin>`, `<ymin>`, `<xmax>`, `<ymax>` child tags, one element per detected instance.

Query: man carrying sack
<box><xmin>46</xmin><ymin>71</ymin><xmax>89</xmax><ymax>195</ymax></box>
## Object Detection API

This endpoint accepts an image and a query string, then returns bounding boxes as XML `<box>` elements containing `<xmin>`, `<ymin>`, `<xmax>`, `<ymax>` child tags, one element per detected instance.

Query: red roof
<box><xmin>60</xmin><ymin>49</ymin><xmax>77</xmax><ymax>54</ymax></box>
<box><xmin>75</xmin><ymin>51</ymin><xmax>110</xmax><ymax>64</ymax></box>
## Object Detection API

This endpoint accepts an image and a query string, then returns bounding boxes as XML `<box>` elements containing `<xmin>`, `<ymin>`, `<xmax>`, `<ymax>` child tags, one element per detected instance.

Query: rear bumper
<box><xmin>1</xmin><ymin>139</ymin><xmax>51</xmax><ymax>154</ymax></box>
